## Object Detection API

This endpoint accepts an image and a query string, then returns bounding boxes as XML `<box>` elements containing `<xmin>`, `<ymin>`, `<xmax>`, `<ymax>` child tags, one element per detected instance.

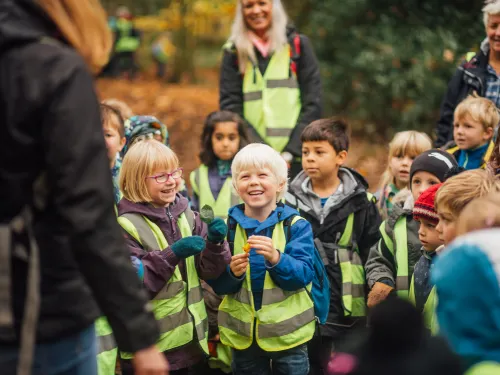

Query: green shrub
<box><xmin>309</xmin><ymin>0</ymin><xmax>485</xmax><ymax>139</ymax></box>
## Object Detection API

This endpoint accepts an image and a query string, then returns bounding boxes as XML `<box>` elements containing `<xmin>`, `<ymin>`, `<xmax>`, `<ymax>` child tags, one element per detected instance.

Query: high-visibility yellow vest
<box><xmin>208</xmin><ymin>342</ymin><xmax>232</xmax><ymax>373</ymax></box>
<box><xmin>379</xmin><ymin>217</ymin><xmax>410</xmax><ymax>298</ymax></box>
<box><xmin>95</xmin><ymin>317</ymin><xmax>117</xmax><ymax>375</ymax></box>
<box><xmin>115</xmin><ymin>19</ymin><xmax>140</xmax><ymax>53</ymax></box>
<box><xmin>224</xmin><ymin>42</ymin><xmax>301</xmax><ymax>153</ymax></box>
<box><xmin>218</xmin><ymin>216</ymin><xmax>315</xmax><ymax>352</ymax></box>
<box><xmin>409</xmin><ymin>278</ymin><xmax>439</xmax><ymax>335</ymax></box>
<box><xmin>465</xmin><ymin>362</ymin><xmax>500</xmax><ymax>375</ymax></box>
<box><xmin>118</xmin><ymin>210</ymin><xmax>209</xmax><ymax>357</ymax></box>
<box><xmin>190</xmin><ymin>165</ymin><xmax>240</xmax><ymax>219</ymax></box>
<box><xmin>337</xmin><ymin>212</ymin><xmax>367</xmax><ymax>317</ymax></box>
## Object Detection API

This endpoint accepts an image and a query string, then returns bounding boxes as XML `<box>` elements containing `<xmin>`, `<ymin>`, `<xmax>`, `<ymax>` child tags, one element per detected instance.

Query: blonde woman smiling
<box><xmin>220</xmin><ymin>0</ymin><xmax>322</xmax><ymax>178</ymax></box>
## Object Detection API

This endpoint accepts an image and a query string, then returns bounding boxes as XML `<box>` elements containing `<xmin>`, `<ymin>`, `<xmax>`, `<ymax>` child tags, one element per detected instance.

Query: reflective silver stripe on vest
<box><xmin>98</xmin><ymin>333</ymin><xmax>116</xmax><ymax>355</ymax></box>
<box><xmin>195</xmin><ymin>318</ymin><xmax>209</xmax><ymax>341</ymax></box>
<box><xmin>154</xmin><ymin>281</ymin><xmax>185</xmax><ymax>300</ymax></box>
<box><xmin>219</xmin><ymin>311</ymin><xmax>251</xmax><ymax>337</ymax></box>
<box><xmin>261</xmin><ymin>288</ymin><xmax>301</xmax><ymax>306</ymax></box>
<box><xmin>187</xmin><ymin>285</ymin><xmax>204</xmax><ymax>305</ymax></box>
<box><xmin>157</xmin><ymin>308</ymin><xmax>192</xmax><ymax>332</ymax></box>
<box><xmin>121</xmin><ymin>213</ymin><xmax>160</xmax><ymax>251</ymax></box>
<box><xmin>266</xmin><ymin>78</ymin><xmax>299</xmax><ymax>89</ymax></box>
<box><xmin>258</xmin><ymin>307</ymin><xmax>315</xmax><ymax>339</ymax></box>
<box><xmin>266</xmin><ymin>128</ymin><xmax>293</xmax><ymax>137</ymax></box>
<box><xmin>343</xmin><ymin>282</ymin><xmax>364</xmax><ymax>298</ymax></box>
<box><xmin>243</xmin><ymin>91</ymin><xmax>263</xmax><ymax>102</ymax></box>
<box><xmin>230</xmin><ymin>191</ymin><xmax>240</xmax><ymax>207</ymax></box>
<box><xmin>232</xmin><ymin>287</ymin><xmax>252</xmax><ymax>305</ymax></box>
<box><xmin>396</xmin><ymin>276</ymin><xmax>409</xmax><ymax>291</ymax></box>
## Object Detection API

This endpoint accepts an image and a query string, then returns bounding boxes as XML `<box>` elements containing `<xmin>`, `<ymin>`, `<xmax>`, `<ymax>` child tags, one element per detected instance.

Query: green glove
<box><xmin>207</xmin><ymin>218</ymin><xmax>227</xmax><ymax>243</ymax></box>
<box><xmin>171</xmin><ymin>236</ymin><xmax>206</xmax><ymax>258</ymax></box>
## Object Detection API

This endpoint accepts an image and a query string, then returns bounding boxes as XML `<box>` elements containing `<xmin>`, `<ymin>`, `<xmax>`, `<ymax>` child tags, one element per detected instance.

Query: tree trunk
<box><xmin>169</xmin><ymin>0</ymin><xmax>196</xmax><ymax>83</ymax></box>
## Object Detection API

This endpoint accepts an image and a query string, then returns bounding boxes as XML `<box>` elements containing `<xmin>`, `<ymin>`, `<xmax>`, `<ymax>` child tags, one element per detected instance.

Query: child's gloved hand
<box><xmin>207</xmin><ymin>218</ymin><xmax>227</xmax><ymax>243</ymax></box>
<box><xmin>171</xmin><ymin>236</ymin><xmax>206</xmax><ymax>258</ymax></box>
<box><xmin>130</xmin><ymin>256</ymin><xmax>144</xmax><ymax>282</ymax></box>
<box><xmin>367</xmin><ymin>282</ymin><xmax>394</xmax><ymax>308</ymax></box>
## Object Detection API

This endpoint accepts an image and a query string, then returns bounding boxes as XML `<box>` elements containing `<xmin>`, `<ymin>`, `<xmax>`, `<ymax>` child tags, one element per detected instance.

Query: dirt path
<box><xmin>96</xmin><ymin>78</ymin><xmax>387</xmax><ymax>191</ymax></box>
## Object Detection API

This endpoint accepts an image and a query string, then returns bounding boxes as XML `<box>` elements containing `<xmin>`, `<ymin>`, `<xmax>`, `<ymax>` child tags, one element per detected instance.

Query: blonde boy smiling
<box><xmin>211</xmin><ymin>143</ymin><xmax>316</xmax><ymax>375</ymax></box>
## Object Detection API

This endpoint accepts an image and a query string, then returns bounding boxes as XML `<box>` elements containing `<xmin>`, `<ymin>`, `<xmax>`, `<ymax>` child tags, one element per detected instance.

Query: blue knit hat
<box><xmin>122</xmin><ymin>115</ymin><xmax>169</xmax><ymax>155</ymax></box>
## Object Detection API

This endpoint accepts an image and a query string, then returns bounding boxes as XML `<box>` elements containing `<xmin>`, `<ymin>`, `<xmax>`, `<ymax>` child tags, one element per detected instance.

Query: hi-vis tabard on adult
<box><xmin>190</xmin><ymin>165</ymin><xmax>240</xmax><ymax>219</ymax></box>
<box><xmin>224</xmin><ymin>39</ymin><xmax>301</xmax><ymax>153</ymax></box>
<box><xmin>118</xmin><ymin>209</ymin><xmax>209</xmax><ymax>358</ymax></box>
<box><xmin>218</xmin><ymin>217</ymin><xmax>316</xmax><ymax>352</ymax></box>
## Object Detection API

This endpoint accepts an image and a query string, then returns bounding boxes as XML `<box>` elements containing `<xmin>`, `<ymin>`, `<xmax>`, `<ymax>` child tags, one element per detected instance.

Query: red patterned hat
<box><xmin>413</xmin><ymin>183</ymin><xmax>443</xmax><ymax>224</ymax></box>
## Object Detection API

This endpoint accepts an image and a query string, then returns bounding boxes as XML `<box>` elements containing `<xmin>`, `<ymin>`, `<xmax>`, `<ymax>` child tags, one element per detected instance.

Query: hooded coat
<box><xmin>432</xmin><ymin>229</ymin><xmax>500</xmax><ymax>372</ymax></box>
<box><xmin>118</xmin><ymin>194</ymin><xmax>231</xmax><ymax>370</ymax></box>
<box><xmin>285</xmin><ymin>168</ymin><xmax>381</xmax><ymax>337</ymax></box>
<box><xmin>0</xmin><ymin>0</ymin><xmax>158</xmax><ymax>352</ymax></box>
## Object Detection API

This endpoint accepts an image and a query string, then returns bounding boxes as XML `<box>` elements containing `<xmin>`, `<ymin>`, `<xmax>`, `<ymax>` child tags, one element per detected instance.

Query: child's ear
<box><xmin>336</xmin><ymin>150</ymin><xmax>348</xmax><ymax>166</ymax></box>
<box><xmin>119</xmin><ymin>137</ymin><xmax>126</xmax><ymax>151</ymax></box>
<box><xmin>485</xmin><ymin>127</ymin><xmax>494</xmax><ymax>141</ymax></box>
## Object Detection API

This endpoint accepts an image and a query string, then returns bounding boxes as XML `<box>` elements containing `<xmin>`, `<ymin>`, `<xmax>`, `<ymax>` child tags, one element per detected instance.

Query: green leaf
<box><xmin>200</xmin><ymin>205</ymin><xmax>215</xmax><ymax>224</ymax></box>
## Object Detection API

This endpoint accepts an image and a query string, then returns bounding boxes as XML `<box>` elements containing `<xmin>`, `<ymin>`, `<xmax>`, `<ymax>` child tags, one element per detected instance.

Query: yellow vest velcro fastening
<box><xmin>242</xmin><ymin>45</ymin><xmax>301</xmax><ymax>152</ymax></box>
<box><xmin>118</xmin><ymin>211</ymin><xmax>209</xmax><ymax>358</ymax></box>
<box><xmin>190</xmin><ymin>165</ymin><xmax>240</xmax><ymax>219</ymax></box>
<box><xmin>218</xmin><ymin>216</ymin><xmax>315</xmax><ymax>352</ymax></box>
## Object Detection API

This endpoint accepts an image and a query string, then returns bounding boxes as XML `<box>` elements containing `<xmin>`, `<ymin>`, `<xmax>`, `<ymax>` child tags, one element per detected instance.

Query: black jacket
<box><xmin>435</xmin><ymin>49</ymin><xmax>488</xmax><ymax>147</ymax></box>
<box><xmin>219</xmin><ymin>26</ymin><xmax>322</xmax><ymax>157</ymax></box>
<box><xmin>285</xmin><ymin>168</ymin><xmax>381</xmax><ymax>338</ymax></box>
<box><xmin>0</xmin><ymin>0</ymin><xmax>158</xmax><ymax>351</ymax></box>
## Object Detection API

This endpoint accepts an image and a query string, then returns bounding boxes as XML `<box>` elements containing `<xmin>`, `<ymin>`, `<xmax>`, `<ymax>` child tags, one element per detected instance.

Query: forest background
<box><xmin>97</xmin><ymin>0</ymin><xmax>486</xmax><ymax>189</ymax></box>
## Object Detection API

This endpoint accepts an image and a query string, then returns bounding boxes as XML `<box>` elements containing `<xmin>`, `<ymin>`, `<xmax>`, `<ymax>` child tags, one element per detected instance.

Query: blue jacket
<box><xmin>210</xmin><ymin>203</ymin><xmax>315</xmax><ymax>310</ymax></box>
<box><xmin>432</xmin><ymin>229</ymin><xmax>500</xmax><ymax>370</ymax></box>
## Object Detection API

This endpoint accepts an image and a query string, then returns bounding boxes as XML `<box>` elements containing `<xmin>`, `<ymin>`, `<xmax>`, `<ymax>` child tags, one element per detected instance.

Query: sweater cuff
<box><xmin>162</xmin><ymin>247</ymin><xmax>181</xmax><ymax>266</ymax></box>
<box><xmin>378</xmin><ymin>278</ymin><xmax>395</xmax><ymax>288</ymax></box>
<box><xmin>228</xmin><ymin>265</ymin><xmax>246</xmax><ymax>281</ymax></box>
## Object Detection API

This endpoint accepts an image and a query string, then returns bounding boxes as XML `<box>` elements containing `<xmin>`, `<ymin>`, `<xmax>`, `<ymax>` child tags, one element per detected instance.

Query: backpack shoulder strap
<box><xmin>288</xmin><ymin>32</ymin><xmax>301</xmax><ymax>77</ymax></box>
<box><xmin>119</xmin><ymin>213</ymin><xmax>161</xmax><ymax>251</ymax></box>
<box><xmin>226</xmin><ymin>216</ymin><xmax>238</xmax><ymax>255</ymax></box>
<box><xmin>283</xmin><ymin>214</ymin><xmax>304</xmax><ymax>242</ymax></box>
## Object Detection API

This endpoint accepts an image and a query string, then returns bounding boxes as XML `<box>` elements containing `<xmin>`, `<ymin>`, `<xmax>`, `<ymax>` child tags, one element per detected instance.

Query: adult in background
<box><xmin>0</xmin><ymin>0</ymin><xmax>167</xmax><ymax>374</ymax></box>
<box><xmin>220</xmin><ymin>0</ymin><xmax>322</xmax><ymax>178</ymax></box>
<box><xmin>435</xmin><ymin>1</ymin><xmax>500</xmax><ymax>147</ymax></box>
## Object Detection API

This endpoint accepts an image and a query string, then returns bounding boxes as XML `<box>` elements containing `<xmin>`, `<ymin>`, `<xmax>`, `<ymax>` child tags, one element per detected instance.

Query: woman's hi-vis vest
<box><xmin>409</xmin><ymin>280</ymin><xmax>439</xmax><ymax>335</ymax></box>
<box><xmin>117</xmin><ymin>211</ymin><xmax>209</xmax><ymax>358</ymax></box>
<box><xmin>379</xmin><ymin>217</ymin><xmax>410</xmax><ymax>298</ymax></box>
<box><xmin>95</xmin><ymin>317</ymin><xmax>117</xmax><ymax>375</ymax></box>
<box><xmin>190</xmin><ymin>165</ymin><xmax>240</xmax><ymax>219</ymax></box>
<box><xmin>226</xmin><ymin>42</ymin><xmax>301</xmax><ymax>153</ymax></box>
<box><xmin>218</xmin><ymin>217</ymin><xmax>315</xmax><ymax>351</ymax></box>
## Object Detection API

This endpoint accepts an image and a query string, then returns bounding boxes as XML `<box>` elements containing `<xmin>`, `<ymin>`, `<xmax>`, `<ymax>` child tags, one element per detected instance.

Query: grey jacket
<box><xmin>365</xmin><ymin>194</ymin><xmax>421</xmax><ymax>289</ymax></box>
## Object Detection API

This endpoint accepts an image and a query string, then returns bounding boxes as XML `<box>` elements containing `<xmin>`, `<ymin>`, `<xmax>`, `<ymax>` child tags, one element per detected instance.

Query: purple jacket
<box><xmin>118</xmin><ymin>194</ymin><xmax>231</xmax><ymax>370</ymax></box>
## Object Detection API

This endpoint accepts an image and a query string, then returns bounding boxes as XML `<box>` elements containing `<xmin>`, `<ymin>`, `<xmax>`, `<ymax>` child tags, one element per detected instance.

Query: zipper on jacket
<box><xmin>167</xmin><ymin>207</ymin><xmax>176</xmax><ymax>236</ymax></box>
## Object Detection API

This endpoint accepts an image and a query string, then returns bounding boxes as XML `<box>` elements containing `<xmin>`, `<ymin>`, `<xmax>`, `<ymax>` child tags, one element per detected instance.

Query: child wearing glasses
<box><xmin>116</xmin><ymin>140</ymin><xmax>232</xmax><ymax>375</ymax></box>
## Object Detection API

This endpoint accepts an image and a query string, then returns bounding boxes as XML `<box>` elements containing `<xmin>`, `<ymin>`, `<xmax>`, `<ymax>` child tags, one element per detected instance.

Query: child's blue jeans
<box><xmin>0</xmin><ymin>324</ymin><xmax>97</xmax><ymax>375</ymax></box>
<box><xmin>232</xmin><ymin>341</ymin><xmax>309</xmax><ymax>375</ymax></box>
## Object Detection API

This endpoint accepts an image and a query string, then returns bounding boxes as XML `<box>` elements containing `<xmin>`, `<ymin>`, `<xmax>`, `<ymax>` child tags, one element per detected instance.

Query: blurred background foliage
<box><xmin>102</xmin><ymin>0</ymin><xmax>486</xmax><ymax>139</ymax></box>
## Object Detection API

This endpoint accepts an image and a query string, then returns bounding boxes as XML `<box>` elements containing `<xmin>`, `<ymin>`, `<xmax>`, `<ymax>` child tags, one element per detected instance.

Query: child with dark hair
<box><xmin>190</xmin><ymin>111</ymin><xmax>249</xmax><ymax>218</ymax></box>
<box><xmin>285</xmin><ymin>118</ymin><xmax>382</xmax><ymax>375</ymax></box>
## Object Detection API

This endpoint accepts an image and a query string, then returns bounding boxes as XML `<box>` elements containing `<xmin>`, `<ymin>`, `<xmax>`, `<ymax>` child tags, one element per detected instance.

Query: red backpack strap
<box><xmin>289</xmin><ymin>33</ymin><xmax>301</xmax><ymax>77</ymax></box>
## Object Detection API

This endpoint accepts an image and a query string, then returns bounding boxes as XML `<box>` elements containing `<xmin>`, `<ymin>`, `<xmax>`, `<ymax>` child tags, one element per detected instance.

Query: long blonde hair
<box><xmin>380</xmin><ymin>131</ymin><xmax>432</xmax><ymax>189</ymax></box>
<box><xmin>229</xmin><ymin>0</ymin><xmax>289</xmax><ymax>73</ymax></box>
<box><xmin>456</xmin><ymin>192</ymin><xmax>500</xmax><ymax>236</ymax></box>
<box><xmin>37</xmin><ymin>0</ymin><xmax>112</xmax><ymax>74</ymax></box>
